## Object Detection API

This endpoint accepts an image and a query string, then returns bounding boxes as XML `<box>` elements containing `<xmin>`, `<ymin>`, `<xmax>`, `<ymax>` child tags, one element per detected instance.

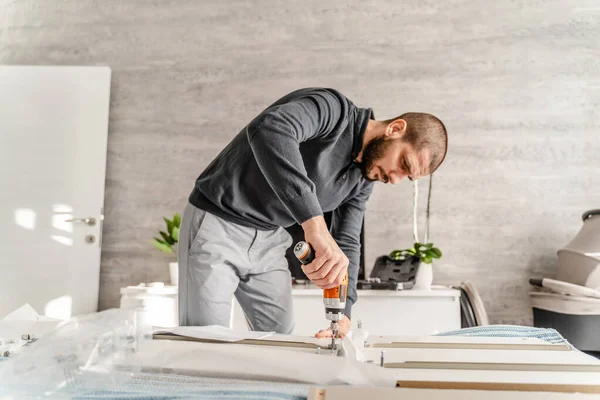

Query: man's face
<box><xmin>359</xmin><ymin>136</ymin><xmax>432</xmax><ymax>184</ymax></box>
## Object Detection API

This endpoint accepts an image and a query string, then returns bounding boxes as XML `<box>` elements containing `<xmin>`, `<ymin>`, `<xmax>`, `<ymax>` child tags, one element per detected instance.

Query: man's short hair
<box><xmin>387</xmin><ymin>112</ymin><xmax>448</xmax><ymax>174</ymax></box>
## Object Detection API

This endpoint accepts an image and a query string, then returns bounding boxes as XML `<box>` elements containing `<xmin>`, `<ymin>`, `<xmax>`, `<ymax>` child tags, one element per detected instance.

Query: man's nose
<box><xmin>388</xmin><ymin>171</ymin><xmax>404</xmax><ymax>184</ymax></box>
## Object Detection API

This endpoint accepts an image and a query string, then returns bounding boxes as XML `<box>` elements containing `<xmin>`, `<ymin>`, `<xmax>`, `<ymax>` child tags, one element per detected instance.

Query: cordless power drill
<box><xmin>293</xmin><ymin>241</ymin><xmax>348</xmax><ymax>351</ymax></box>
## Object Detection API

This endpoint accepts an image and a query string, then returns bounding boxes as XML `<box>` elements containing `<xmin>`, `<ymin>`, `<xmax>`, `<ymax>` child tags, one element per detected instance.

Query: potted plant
<box><xmin>151</xmin><ymin>213</ymin><xmax>181</xmax><ymax>286</ymax></box>
<box><xmin>389</xmin><ymin>175</ymin><xmax>442</xmax><ymax>290</ymax></box>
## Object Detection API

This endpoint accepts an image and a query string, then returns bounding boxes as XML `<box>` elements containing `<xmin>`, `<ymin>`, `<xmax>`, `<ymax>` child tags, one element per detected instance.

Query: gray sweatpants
<box><xmin>178</xmin><ymin>202</ymin><xmax>295</xmax><ymax>333</ymax></box>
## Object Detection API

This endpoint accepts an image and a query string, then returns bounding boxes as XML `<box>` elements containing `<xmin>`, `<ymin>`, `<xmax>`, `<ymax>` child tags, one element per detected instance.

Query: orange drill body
<box><xmin>294</xmin><ymin>241</ymin><xmax>348</xmax><ymax>350</ymax></box>
<box><xmin>323</xmin><ymin>273</ymin><xmax>348</xmax><ymax>300</ymax></box>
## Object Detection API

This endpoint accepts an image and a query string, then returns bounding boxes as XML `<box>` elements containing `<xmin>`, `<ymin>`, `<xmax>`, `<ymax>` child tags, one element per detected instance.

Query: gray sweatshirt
<box><xmin>189</xmin><ymin>87</ymin><xmax>375</xmax><ymax>318</ymax></box>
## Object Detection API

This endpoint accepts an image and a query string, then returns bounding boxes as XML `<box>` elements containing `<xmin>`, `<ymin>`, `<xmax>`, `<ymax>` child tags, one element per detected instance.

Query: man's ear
<box><xmin>386</xmin><ymin>119</ymin><xmax>407</xmax><ymax>138</ymax></box>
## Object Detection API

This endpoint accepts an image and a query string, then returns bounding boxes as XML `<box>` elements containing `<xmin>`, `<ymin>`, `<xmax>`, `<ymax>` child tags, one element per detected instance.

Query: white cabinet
<box><xmin>232</xmin><ymin>285</ymin><xmax>461</xmax><ymax>336</ymax></box>
<box><xmin>120</xmin><ymin>283</ymin><xmax>461</xmax><ymax>336</ymax></box>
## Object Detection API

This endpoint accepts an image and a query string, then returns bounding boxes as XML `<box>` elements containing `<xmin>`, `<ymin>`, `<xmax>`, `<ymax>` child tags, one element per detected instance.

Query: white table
<box><xmin>232</xmin><ymin>285</ymin><xmax>461</xmax><ymax>336</ymax></box>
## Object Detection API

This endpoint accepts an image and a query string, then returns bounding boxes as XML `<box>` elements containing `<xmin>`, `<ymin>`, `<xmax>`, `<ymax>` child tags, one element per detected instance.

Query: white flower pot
<box><xmin>413</xmin><ymin>262</ymin><xmax>433</xmax><ymax>290</ymax></box>
<box><xmin>169</xmin><ymin>262</ymin><xmax>178</xmax><ymax>286</ymax></box>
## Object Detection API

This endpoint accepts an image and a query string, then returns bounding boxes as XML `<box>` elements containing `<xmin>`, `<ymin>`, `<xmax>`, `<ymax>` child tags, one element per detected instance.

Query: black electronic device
<box><xmin>356</xmin><ymin>255</ymin><xmax>420</xmax><ymax>290</ymax></box>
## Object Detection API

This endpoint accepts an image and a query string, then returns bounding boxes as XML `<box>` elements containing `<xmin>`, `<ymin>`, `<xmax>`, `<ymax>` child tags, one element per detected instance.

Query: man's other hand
<box><xmin>300</xmin><ymin>216</ymin><xmax>349</xmax><ymax>290</ymax></box>
<box><xmin>314</xmin><ymin>315</ymin><xmax>351</xmax><ymax>338</ymax></box>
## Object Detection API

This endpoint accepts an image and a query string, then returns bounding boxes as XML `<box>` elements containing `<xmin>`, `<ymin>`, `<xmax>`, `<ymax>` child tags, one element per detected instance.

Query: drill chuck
<box><xmin>294</xmin><ymin>241</ymin><xmax>315</xmax><ymax>265</ymax></box>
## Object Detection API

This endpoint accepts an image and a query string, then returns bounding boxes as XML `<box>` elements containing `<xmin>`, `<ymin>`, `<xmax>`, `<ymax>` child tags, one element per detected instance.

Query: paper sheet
<box><xmin>3</xmin><ymin>304</ymin><xmax>57</xmax><ymax>321</ymax></box>
<box><xmin>153</xmin><ymin>325</ymin><xmax>274</xmax><ymax>342</ymax></box>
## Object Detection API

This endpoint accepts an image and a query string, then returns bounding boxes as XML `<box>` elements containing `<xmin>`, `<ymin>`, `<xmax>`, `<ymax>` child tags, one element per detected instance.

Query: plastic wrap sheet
<box><xmin>0</xmin><ymin>308</ymin><xmax>151</xmax><ymax>398</ymax></box>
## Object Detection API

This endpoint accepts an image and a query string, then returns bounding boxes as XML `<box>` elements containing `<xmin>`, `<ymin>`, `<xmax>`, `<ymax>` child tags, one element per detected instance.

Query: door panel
<box><xmin>0</xmin><ymin>66</ymin><xmax>111</xmax><ymax>319</ymax></box>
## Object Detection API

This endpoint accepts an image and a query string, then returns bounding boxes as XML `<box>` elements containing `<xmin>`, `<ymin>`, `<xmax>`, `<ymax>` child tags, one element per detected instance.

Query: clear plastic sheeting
<box><xmin>0</xmin><ymin>308</ymin><xmax>151</xmax><ymax>398</ymax></box>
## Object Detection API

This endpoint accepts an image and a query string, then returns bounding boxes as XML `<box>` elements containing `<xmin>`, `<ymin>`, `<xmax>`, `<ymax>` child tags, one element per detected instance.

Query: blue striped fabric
<box><xmin>85</xmin><ymin>374</ymin><xmax>311</xmax><ymax>400</ymax></box>
<box><xmin>2</xmin><ymin>374</ymin><xmax>311</xmax><ymax>400</ymax></box>
<box><xmin>436</xmin><ymin>324</ymin><xmax>571</xmax><ymax>346</ymax></box>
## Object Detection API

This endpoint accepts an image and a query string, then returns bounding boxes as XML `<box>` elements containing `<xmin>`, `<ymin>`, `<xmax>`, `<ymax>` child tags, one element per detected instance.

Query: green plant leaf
<box><xmin>164</xmin><ymin>217</ymin><xmax>174</xmax><ymax>236</ymax></box>
<box><xmin>153</xmin><ymin>237</ymin><xmax>167</xmax><ymax>245</ymax></box>
<box><xmin>422</xmin><ymin>255</ymin><xmax>433</xmax><ymax>264</ymax></box>
<box><xmin>173</xmin><ymin>213</ymin><xmax>182</xmax><ymax>228</ymax></box>
<box><xmin>151</xmin><ymin>239</ymin><xmax>173</xmax><ymax>253</ymax></box>
<box><xmin>426</xmin><ymin>243</ymin><xmax>434</xmax><ymax>249</ymax></box>
<box><xmin>430</xmin><ymin>248</ymin><xmax>442</xmax><ymax>258</ymax></box>
<box><xmin>171</xmin><ymin>226</ymin><xmax>179</xmax><ymax>242</ymax></box>
<box><xmin>406</xmin><ymin>247</ymin><xmax>416</xmax><ymax>255</ymax></box>
<box><xmin>160</xmin><ymin>231</ymin><xmax>174</xmax><ymax>245</ymax></box>
<box><xmin>173</xmin><ymin>214</ymin><xmax>181</xmax><ymax>228</ymax></box>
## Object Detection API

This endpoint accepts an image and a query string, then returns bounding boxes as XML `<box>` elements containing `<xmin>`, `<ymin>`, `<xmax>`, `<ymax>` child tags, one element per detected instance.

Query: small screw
<box><xmin>380</xmin><ymin>350</ymin><xmax>385</xmax><ymax>367</ymax></box>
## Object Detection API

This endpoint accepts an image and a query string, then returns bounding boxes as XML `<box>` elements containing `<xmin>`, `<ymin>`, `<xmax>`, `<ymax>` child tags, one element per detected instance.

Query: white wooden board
<box><xmin>309</xmin><ymin>387</ymin><xmax>600</xmax><ymax>400</ymax></box>
<box><xmin>362</xmin><ymin>347</ymin><xmax>598</xmax><ymax>367</ymax></box>
<box><xmin>388</xmin><ymin>368</ymin><xmax>600</xmax><ymax>386</ymax></box>
<box><xmin>367</xmin><ymin>335</ymin><xmax>570</xmax><ymax>350</ymax></box>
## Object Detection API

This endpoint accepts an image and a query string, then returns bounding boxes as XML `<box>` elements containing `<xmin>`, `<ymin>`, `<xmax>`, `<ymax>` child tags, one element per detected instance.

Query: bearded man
<box><xmin>178</xmin><ymin>87</ymin><xmax>448</xmax><ymax>338</ymax></box>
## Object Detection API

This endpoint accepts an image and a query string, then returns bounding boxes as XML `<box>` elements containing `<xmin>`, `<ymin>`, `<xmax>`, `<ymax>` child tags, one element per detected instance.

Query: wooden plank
<box><xmin>362</xmin><ymin>347</ymin><xmax>595</xmax><ymax>367</ymax></box>
<box><xmin>385</xmin><ymin>361</ymin><xmax>600</xmax><ymax>372</ymax></box>
<box><xmin>309</xmin><ymin>386</ymin><xmax>600</xmax><ymax>400</ymax></box>
<box><xmin>396</xmin><ymin>380</ymin><xmax>600</xmax><ymax>394</ymax></box>
<box><xmin>153</xmin><ymin>333</ymin><xmax>322</xmax><ymax>349</ymax></box>
<box><xmin>369</xmin><ymin>341</ymin><xmax>570</xmax><ymax>351</ymax></box>
<box><xmin>367</xmin><ymin>335</ymin><xmax>571</xmax><ymax>351</ymax></box>
<box><xmin>309</xmin><ymin>388</ymin><xmax>326</xmax><ymax>400</ymax></box>
<box><xmin>382</xmin><ymin>367</ymin><xmax>600</xmax><ymax>386</ymax></box>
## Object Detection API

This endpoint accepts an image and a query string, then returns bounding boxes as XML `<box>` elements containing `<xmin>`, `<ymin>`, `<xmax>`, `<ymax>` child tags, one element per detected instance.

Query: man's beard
<box><xmin>357</xmin><ymin>136</ymin><xmax>394</xmax><ymax>182</ymax></box>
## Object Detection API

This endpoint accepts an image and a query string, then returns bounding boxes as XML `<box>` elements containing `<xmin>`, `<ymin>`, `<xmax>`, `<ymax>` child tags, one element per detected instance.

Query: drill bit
<box><xmin>330</xmin><ymin>321</ymin><xmax>338</xmax><ymax>353</ymax></box>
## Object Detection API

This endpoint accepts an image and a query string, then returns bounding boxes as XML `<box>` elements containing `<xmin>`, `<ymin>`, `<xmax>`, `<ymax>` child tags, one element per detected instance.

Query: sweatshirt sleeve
<box><xmin>246</xmin><ymin>90</ymin><xmax>345</xmax><ymax>224</ymax></box>
<box><xmin>330</xmin><ymin>182</ymin><xmax>374</xmax><ymax>320</ymax></box>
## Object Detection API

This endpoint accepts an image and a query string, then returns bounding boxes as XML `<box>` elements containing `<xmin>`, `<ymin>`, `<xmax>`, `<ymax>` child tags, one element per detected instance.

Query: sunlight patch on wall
<box><xmin>51</xmin><ymin>235</ymin><xmax>73</xmax><ymax>246</ymax></box>
<box><xmin>52</xmin><ymin>204</ymin><xmax>73</xmax><ymax>213</ymax></box>
<box><xmin>14</xmin><ymin>208</ymin><xmax>36</xmax><ymax>230</ymax></box>
<box><xmin>44</xmin><ymin>295</ymin><xmax>72</xmax><ymax>320</ymax></box>
<box><xmin>52</xmin><ymin>214</ymin><xmax>73</xmax><ymax>233</ymax></box>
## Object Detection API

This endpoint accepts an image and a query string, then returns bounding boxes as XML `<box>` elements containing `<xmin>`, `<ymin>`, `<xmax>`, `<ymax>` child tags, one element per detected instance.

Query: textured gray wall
<box><xmin>2</xmin><ymin>0</ymin><xmax>599</xmax><ymax>325</ymax></box>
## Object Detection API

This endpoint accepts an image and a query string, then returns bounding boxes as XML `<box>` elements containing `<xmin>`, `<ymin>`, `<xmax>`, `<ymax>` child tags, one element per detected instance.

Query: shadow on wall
<box><xmin>528</xmin><ymin>254</ymin><xmax>559</xmax><ymax>280</ymax></box>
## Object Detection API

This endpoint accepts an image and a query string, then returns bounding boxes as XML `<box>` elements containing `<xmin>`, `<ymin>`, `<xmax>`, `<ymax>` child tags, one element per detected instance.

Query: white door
<box><xmin>0</xmin><ymin>66</ymin><xmax>111</xmax><ymax>320</ymax></box>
